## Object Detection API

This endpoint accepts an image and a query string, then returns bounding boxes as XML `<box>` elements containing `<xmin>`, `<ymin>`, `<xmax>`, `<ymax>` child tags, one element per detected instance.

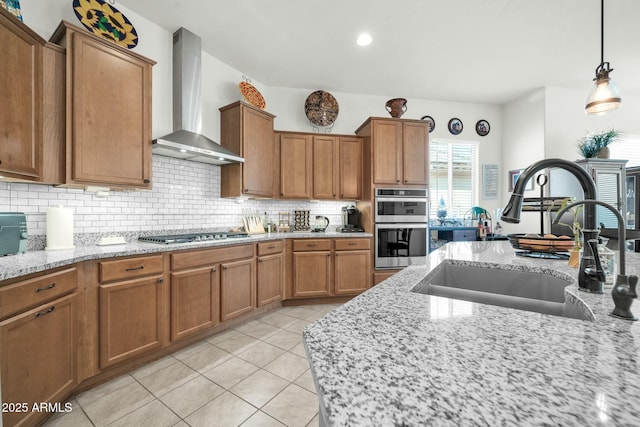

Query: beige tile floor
<box><xmin>44</xmin><ymin>304</ymin><xmax>340</xmax><ymax>427</ymax></box>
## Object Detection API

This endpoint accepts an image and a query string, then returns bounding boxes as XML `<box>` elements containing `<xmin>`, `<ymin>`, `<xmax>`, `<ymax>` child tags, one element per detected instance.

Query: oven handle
<box><xmin>375</xmin><ymin>197</ymin><xmax>428</xmax><ymax>203</ymax></box>
<box><xmin>375</xmin><ymin>223</ymin><xmax>428</xmax><ymax>229</ymax></box>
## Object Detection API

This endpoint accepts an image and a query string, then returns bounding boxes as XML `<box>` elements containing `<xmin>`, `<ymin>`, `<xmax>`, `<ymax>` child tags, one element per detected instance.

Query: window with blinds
<box><xmin>429</xmin><ymin>141</ymin><xmax>478</xmax><ymax>219</ymax></box>
<box><xmin>609</xmin><ymin>134</ymin><xmax>640</xmax><ymax>167</ymax></box>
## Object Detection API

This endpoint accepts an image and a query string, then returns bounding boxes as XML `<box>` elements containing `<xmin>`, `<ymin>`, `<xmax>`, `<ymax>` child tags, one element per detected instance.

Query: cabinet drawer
<box><xmin>452</xmin><ymin>229</ymin><xmax>477</xmax><ymax>241</ymax></box>
<box><xmin>292</xmin><ymin>239</ymin><xmax>331</xmax><ymax>252</ymax></box>
<box><xmin>0</xmin><ymin>268</ymin><xmax>77</xmax><ymax>319</ymax></box>
<box><xmin>171</xmin><ymin>244</ymin><xmax>254</xmax><ymax>270</ymax></box>
<box><xmin>257</xmin><ymin>240</ymin><xmax>283</xmax><ymax>256</ymax></box>
<box><xmin>100</xmin><ymin>255</ymin><xmax>164</xmax><ymax>282</ymax></box>
<box><xmin>335</xmin><ymin>238</ymin><xmax>371</xmax><ymax>251</ymax></box>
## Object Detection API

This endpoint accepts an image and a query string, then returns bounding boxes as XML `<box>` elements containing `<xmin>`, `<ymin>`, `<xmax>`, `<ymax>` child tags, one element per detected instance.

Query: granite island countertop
<box><xmin>0</xmin><ymin>231</ymin><xmax>372</xmax><ymax>282</ymax></box>
<box><xmin>303</xmin><ymin>241</ymin><xmax>640</xmax><ymax>426</ymax></box>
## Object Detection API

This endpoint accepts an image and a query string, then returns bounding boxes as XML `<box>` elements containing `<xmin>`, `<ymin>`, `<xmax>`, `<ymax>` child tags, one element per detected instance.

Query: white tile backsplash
<box><xmin>0</xmin><ymin>156</ymin><xmax>350</xmax><ymax>238</ymax></box>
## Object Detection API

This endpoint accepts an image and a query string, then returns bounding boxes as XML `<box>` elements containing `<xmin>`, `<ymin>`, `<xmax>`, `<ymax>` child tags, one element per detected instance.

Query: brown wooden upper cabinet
<box><xmin>0</xmin><ymin>9</ymin><xmax>45</xmax><ymax>181</ymax></box>
<box><xmin>313</xmin><ymin>136</ymin><xmax>363</xmax><ymax>200</ymax></box>
<box><xmin>277</xmin><ymin>132</ymin><xmax>313</xmax><ymax>199</ymax></box>
<box><xmin>356</xmin><ymin>118</ymin><xmax>428</xmax><ymax>187</ymax></box>
<box><xmin>338</xmin><ymin>137</ymin><xmax>363</xmax><ymax>199</ymax></box>
<box><xmin>276</xmin><ymin>132</ymin><xmax>362</xmax><ymax>200</ymax></box>
<box><xmin>220</xmin><ymin>101</ymin><xmax>276</xmax><ymax>198</ymax></box>
<box><xmin>50</xmin><ymin>21</ymin><xmax>155</xmax><ymax>189</ymax></box>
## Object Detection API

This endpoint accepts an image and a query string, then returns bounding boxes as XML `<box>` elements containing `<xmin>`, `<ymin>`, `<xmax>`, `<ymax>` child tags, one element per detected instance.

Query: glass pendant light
<box><xmin>585</xmin><ymin>0</ymin><xmax>621</xmax><ymax>115</ymax></box>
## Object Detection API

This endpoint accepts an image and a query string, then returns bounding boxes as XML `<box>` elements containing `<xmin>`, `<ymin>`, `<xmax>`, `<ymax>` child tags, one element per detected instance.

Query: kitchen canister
<box><xmin>46</xmin><ymin>206</ymin><xmax>75</xmax><ymax>250</ymax></box>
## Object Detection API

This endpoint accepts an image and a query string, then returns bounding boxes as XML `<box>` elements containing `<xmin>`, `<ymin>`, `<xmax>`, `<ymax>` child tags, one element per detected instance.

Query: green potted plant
<box><xmin>577</xmin><ymin>129</ymin><xmax>621</xmax><ymax>159</ymax></box>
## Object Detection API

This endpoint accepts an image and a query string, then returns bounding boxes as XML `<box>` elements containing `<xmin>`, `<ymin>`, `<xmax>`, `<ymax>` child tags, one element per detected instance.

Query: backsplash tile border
<box><xmin>0</xmin><ymin>156</ymin><xmax>350</xmax><ymax>250</ymax></box>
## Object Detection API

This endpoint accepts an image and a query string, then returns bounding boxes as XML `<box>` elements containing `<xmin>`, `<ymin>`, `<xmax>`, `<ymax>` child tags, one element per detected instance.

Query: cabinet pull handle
<box><xmin>396</xmin><ymin>179</ymin><xmax>400</xmax><ymax>183</ymax></box>
<box><xmin>258</xmin><ymin>259</ymin><xmax>263</xmax><ymax>263</ymax></box>
<box><xmin>244</xmin><ymin>188</ymin><xmax>249</xmax><ymax>192</ymax></box>
<box><xmin>158</xmin><ymin>278</ymin><xmax>164</xmax><ymax>284</ymax></box>
<box><xmin>35</xmin><ymin>283</ymin><xmax>56</xmax><ymax>293</ymax></box>
<box><xmin>126</xmin><ymin>266</ymin><xmax>144</xmax><ymax>271</ymax></box>
<box><xmin>267</xmin><ymin>246</ymin><xmax>276</xmax><ymax>249</ymax></box>
<box><xmin>212</xmin><ymin>267</ymin><xmax>217</xmax><ymax>273</ymax></box>
<box><xmin>35</xmin><ymin>306</ymin><xmax>55</xmax><ymax>318</ymax></box>
<box><xmin>348</xmin><ymin>243</ymin><xmax>357</xmax><ymax>246</ymax></box>
<box><xmin>223</xmin><ymin>266</ymin><xmax>228</xmax><ymax>270</ymax></box>
<box><xmin>308</xmin><ymin>243</ymin><xmax>317</xmax><ymax>247</ymax></box>
<box><xmin>143</xmin><ymin>179</ymin><xmax>150</xmax><ymax>184</ymax></box>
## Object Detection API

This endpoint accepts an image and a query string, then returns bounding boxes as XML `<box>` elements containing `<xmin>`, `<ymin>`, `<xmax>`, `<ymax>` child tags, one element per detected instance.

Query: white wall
<box><xmin>544</xmin><ymin>86</ymin><xmax>640</xmax><ymax>160</ymax></box>
<box><xmin>13</xmin><ymin>0</ymin><xmax>503</xmax><ymax>240</ymax></box>
<box><xmin>500</xmin><ymin>89</ymin><xmax>546</xmax><ymax>234</ymax></box>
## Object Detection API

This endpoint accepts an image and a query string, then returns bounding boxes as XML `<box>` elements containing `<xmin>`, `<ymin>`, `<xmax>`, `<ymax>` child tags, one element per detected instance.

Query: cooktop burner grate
<box><xmin>138</xmin><ymin>232</ymin><xmax>249</xmax><ymax>244</ymax></box>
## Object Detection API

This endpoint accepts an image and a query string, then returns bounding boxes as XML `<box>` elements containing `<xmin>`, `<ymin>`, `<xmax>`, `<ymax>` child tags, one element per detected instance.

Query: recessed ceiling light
<box><xmin>356</xmin><ymin>33</ymin><xmax>372</xmax><ymax>47</ymax></box>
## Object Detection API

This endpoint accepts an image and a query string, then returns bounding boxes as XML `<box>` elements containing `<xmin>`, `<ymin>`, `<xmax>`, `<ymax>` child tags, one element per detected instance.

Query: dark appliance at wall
<box><xmin>374</xmin><ymin>188</ymin><xmax>428</xmax><ymax>269</ymax></box>
<box><xmin>339</xmin><ymin>205</ymin><xmax>364</xmax><ymax>232</ymax></box>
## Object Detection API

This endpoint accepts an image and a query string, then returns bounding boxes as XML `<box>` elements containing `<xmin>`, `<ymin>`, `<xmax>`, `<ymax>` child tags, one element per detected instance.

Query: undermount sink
<box><xmin>412</xmin><ymin>261</ymin><xmax>593</xmax><ymax>321</ymax></box>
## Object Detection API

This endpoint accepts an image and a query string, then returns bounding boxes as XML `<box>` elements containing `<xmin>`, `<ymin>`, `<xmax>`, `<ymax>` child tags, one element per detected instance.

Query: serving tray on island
<box><xmin>507</xmin><ymin>233</ymin><xmax>575</xmax><ymax>253</ymax></box>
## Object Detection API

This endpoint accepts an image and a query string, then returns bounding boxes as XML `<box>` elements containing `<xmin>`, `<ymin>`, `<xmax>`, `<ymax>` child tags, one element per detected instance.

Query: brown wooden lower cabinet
<box><xmin>220</xmin><ymin>258</ymin><xmax>256</xmax><ymax>321</ymax></box>
<box><xmin>257</xmin><ymin>252</ymin><xmax>284</xmax><ymax>306</ymax></box>
<box><xmin>374</xmin><ymin>270</ymin><xmax>400</xmax><ymax>285</ymax></box>
<box><xmin>0</xmin><ymin>293</ymin><xmax>77</xmax><ymax>427</ymax></box>
<box><xmin>170</xmin><ymin>266</ymin><xmax>220</xmax><ymax>341</ymax></box>
<box><xmin>99</xmin><ymin>274</ymin><xmax>165</xmax><ymax>368</ymax></box>
<box><xmin>334</xmin><ymin>249</ymin><xmax>371</xmax><ymax>294</ymax></box>
<box><xmin>292</xmin><ymin>251</ymin><xmax>332</xmax><ymax>297</ymax></box>
<box><xmin>290</xmin><ymin>238</ymin><xmax>372</xmax><ymax>298</ymax></box>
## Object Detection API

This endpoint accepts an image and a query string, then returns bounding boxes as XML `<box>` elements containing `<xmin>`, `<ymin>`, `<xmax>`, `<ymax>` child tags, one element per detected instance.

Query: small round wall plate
<box><xmin>448</xmin><ymin>118</ymin><xmax>463</xmax><ymax>135</ymax></box>
<box><xmin>421</xmin><ymin>115</ymin><xmax>435</xmax><ymax>133</ymax></box>
<box><xmin>476</xmin><ymin>119</ymin><xmax>490</xmax><ymax>136</ymax></box>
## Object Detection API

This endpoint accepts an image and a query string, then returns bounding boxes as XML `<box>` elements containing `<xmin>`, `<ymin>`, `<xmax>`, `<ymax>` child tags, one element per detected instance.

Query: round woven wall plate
<box><xmin>304</xmin><ymin>90</ymin><xmax>339</xmax><ymax>126</ymax></box>
<box><xmin>73</xmin><ymin>0</ymin><xmax>138</xmax><ymax>49</ymax></box>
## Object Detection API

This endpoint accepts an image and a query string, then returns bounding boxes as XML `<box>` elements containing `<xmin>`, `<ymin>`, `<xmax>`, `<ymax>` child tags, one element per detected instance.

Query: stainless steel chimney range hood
<box><xmin>153</xmin><ymin>28</ymin><xmax>244</xmax><ymax>165</ymax></box>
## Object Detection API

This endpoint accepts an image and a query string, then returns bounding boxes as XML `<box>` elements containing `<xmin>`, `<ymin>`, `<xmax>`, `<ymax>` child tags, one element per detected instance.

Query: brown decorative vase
<box><xmin>596</xmin><ymin>146</ymin><xmax>610</xmax><ymax>159</ymax></box>
<box><xmin>385</xmin><ymin>98</ymin><xmax>407</xmax><ymax>118</ymax></box>
<box><xmin>568</xmin><ymin>248</ymin><xmax>580</xmax><ymax>268</ymax></box>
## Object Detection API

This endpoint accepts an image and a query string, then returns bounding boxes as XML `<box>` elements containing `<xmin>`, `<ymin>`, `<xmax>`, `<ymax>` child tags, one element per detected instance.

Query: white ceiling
<box><xmin>117</xmin><ymin>0</ymin><xmax>640</xmax><ymax>105</ymax></box>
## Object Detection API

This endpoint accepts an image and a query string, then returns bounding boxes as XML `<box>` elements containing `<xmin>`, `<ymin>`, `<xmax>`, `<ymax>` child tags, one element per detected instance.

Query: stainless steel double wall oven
<box><xmin>374</xmin><ymin>188</ymin><xmax>429</xmax><ymax>269</ymax></box>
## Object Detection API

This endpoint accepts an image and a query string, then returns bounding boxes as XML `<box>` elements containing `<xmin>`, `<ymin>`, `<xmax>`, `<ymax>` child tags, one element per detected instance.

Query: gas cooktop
<box><xmin>138</xmin><ymin>232</ymin><xmax>249</xmax><ymax>244</ymax></box>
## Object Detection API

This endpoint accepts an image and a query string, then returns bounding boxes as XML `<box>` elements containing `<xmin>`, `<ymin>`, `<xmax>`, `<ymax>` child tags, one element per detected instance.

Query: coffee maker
<box><xmin>339</xmin><ymin>205</ymin><xmax>364</xmax><ymax>232</ymax></box>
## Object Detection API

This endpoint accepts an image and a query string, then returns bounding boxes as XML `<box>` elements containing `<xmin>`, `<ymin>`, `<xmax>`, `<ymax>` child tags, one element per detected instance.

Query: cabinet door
<box><xmin>279</xmin><ymin>133</ymin><xmax>313</xmax><ymax>198</ymax></box>
<box><xmin>1</xmin><ymin>293</ymin><xmax>76</xmax><ymax>427</ymax></box>
<box><xmin>0</xmin><ymin>14</ymin><xmax>42</xmax><ymax>180</ymax></box>
<box><xmin>242</xmin><ymin>106</ymin><xmax>275</xmax><ymax>197</ymax></box>
<box><xmin>402</xmin><ymin>122</ymin><xmax>429</xmax><ymax>185</ymax></box>
<box><xmin>313</xmin><ymin>136</ymin><xmax>338</xmax><ymax>199</ymax></box>
<box><xmin>69</xmin><ymin>31</ymin><xmax>152</xmax><ymax>188</ymax></box>
<box><xmin>372</xmin><ymin>120</ymin><xmax>402</xmax><ymax>185</ymax></box>
<box><xmin>292</xmin><ymin>251</ymin><xmax>331</xmax><ymax>297</ymax></box>
<box><xmin>99</xmin><ymin>275</ymin><xmax>164</xmax><ymax>368</ymax></box>
<box><xmin>220</xmin><ymin>258</ymin><xmax>255</xmax><ymax>321</ymax></box>
<box><xmin>170</xmin><ymin>266</ymin><xmax>219</xmax><ymax>341</ymax></box>
<box><xmin>339</xmin><ymin>137</ymin><xmax>363</xmax><ymax>200</ymax></box>
<box><xmin>257</xmin><ymin>253</ymin><xmax>283</xmax><ymax>307</ymax></box>
<box><xmin>334</xmin><ymin>250</ymin><xmax>371</xmax><ymax>295</ymax></box>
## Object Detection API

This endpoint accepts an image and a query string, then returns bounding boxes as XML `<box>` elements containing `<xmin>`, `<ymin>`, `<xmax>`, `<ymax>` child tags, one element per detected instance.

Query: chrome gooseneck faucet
<box><xmin>501</xmin><ymin>158</ymin><xmax>602</xmax><ymax>293</ymax></box>
<box><xmin>554</xmin><ymin>199</ymin><xmax>638</xmax><ymax>321</ymax></box>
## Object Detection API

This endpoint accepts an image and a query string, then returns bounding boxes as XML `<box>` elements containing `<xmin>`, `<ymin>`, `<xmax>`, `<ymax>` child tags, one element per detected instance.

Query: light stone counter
<box><xmin>0</xmin><ymin>231</ymin><xmax>371</xmax><ymax>282</ymax></box>
<box><xmin>303</xmin><ymin>241</ymin><xmax>640</xmax><ymax>426</ymax></box>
